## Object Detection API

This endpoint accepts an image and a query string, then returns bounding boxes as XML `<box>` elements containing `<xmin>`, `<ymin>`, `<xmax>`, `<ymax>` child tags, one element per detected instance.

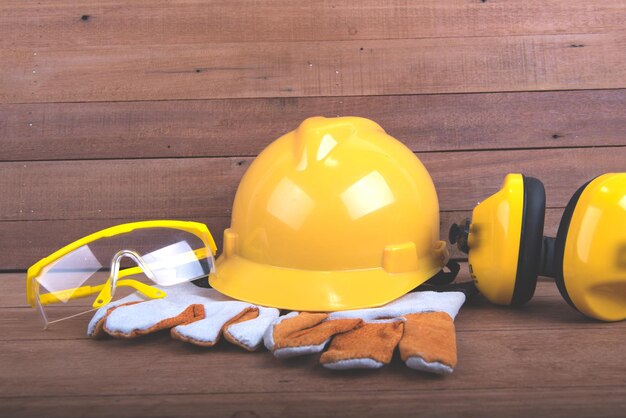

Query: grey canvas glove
<box><xmin>88</xmin><ymin>281</ymin><xmax>279</xmax><ymax>351</ymax></box>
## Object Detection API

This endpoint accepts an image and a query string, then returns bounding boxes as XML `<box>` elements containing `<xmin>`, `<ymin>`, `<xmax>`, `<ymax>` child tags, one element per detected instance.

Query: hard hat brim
<box><xmin>210</xmin><ymin>254</ymin><xmax>443</xmax><ymax>312</ymax></box>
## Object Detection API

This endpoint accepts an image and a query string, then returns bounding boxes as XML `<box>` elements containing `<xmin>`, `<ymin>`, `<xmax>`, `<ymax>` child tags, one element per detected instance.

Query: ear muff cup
<box><xmin>510</xmin><ymin>176</ymin><xmax>546</xmax><ymax>306</ymax></box>
<box><xmin>552</xmin><ymin>179</ymin><xmax>595</xmax><ymax>313</ymax></box>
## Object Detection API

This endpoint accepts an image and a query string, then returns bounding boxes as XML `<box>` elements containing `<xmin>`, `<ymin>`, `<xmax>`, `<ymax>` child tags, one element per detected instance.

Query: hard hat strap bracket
<box><xmin>424</xmin><ymin>260</ymin><xmax>461</xmax><ymax>286</ymax></box>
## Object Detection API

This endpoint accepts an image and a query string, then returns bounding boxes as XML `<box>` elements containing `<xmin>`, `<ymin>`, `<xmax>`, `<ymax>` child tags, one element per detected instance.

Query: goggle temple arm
<box><xmin>94</xmin><ymin>250</ymin><xmax>157</xmax><ymax>308</ymax></box>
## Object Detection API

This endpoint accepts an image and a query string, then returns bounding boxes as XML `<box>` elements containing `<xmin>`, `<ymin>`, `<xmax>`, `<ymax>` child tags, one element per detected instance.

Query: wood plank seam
<box><xmin>4</xmin><ymin>143</ymin><xmax>626</xmax><ymax>164</ymax></box>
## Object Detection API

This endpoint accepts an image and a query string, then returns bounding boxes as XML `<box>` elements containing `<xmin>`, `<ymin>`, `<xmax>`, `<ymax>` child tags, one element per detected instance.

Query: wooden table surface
<box><xmin>2</xmin><ymin>1</ymin><xmax>626</xmax><ymax>416</ymax></box>
<box><xmin>3</xmin><ymin>266</ymin><xmax>626</xmax><ymax>418</ymax></box>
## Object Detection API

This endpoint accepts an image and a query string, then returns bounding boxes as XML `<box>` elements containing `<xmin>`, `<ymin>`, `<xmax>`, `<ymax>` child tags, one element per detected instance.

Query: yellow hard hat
<box><xmin>210</xmin><ymin>116</ymin><xmax>449</xmax><ymax>311</ymax></box>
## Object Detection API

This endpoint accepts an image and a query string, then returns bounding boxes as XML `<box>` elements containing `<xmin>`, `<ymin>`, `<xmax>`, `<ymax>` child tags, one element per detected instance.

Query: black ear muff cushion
<box><xmin>553</xmin><ymin>179</ymin><xmax>595</xmax><ymax>312</ymax></box>
<box><xmin>511</xmin><ymin>176</ymin><xmax>546</xmax><ymax>306</ymax></box>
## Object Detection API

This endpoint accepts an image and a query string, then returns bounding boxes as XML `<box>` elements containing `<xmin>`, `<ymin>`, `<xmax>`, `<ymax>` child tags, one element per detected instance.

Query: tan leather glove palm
<box><xmin>264</xmin><ymin>291</ymin><xmax>465</xmax><ymax>374</ymax></box>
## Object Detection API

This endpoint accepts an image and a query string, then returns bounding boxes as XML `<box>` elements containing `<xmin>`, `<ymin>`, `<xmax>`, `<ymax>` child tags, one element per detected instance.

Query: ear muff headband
<box><xmin>510</xmin><ymin>176</ymin><xmax>546</xmax><ymax>306</ymax></box>
<box><xmin>553</xmin><ymin>178</ymin><xmax>596</xmax><ymax>313</ymax></box>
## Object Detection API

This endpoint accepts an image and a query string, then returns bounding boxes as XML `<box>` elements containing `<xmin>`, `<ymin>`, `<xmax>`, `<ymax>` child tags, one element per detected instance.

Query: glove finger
<box><xmin>320</xmin><ymin>320</ymin><xmax>404</xmax><ymax>370</ymax></box>
<box><xmin>400</xmin><ymin>312</ymin><xmax>457</xmax><ymax>375</ymax></box>
<box><xmin>224</xmin><ymin>306</ymin><xmax>280</xmax><ymax>351</ymax></box>
<box><xmin>171</xmin><ymin>302</ymin><xmax>266</xmax><ymax>348</ymax></box>
<box><xmin>104</xmin><ymin>299</ymin><xmax>204</xmax><ymax>338</ymax></box>
<box><xmin>87</xmin><ymin>292</ymin><xmax>146</xmax><ymax>338</ymax></box>
<box><xmin>265</xmin><ymin>312</ymin><xmax>362</xmax><ymax>359</ymax></box>
<box><xmin>89</xmin><ymin>301</ymin><xmax>143</xmax><ymax>338</ymax></box>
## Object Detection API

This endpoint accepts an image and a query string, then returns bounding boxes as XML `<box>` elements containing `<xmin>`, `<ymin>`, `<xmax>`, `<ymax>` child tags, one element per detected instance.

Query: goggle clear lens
<box><xmin>32</xmin><ymin>227</ymin><xmax>215</xmax><ymax>328</ymax></box>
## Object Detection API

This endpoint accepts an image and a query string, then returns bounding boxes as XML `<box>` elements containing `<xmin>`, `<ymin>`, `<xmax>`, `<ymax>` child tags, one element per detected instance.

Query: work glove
<box><xmin>264</xmin><ymin>289</ymin><xmax>467</xmax><ymax>375</ymax></box>
<box><xmin>88</xmin><ymin>281</ymin><xmax>280</xmax><ymax>351</ymax></box>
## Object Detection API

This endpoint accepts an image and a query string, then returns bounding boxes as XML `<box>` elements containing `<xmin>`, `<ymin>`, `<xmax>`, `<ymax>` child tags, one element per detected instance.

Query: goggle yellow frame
<box><xmin>26</xmin><ymin>220</ymin><xmax>217</xmax><ymax>309</ymax></box>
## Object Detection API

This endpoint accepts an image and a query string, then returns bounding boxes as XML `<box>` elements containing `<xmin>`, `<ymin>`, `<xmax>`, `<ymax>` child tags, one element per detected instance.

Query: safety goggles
<box><xmin>26</xmin><ymin>220</ymin><xmax>217</xmax><ymax>329</ymax></box>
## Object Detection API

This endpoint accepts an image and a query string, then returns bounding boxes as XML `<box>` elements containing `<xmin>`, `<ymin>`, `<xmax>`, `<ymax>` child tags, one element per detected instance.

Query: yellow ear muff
<box><xmin>453</xmin><ymin>172</ymin><xmax>626</xmax><ymax>321</ymax></box>
<box><xmin>451</xmin><ymin>174</ymin><xmax>545</xmax><ymax>306</ymax></box>
<box><xmin>552</xmin><ymin>174</ymin><xmax>626</xmax><ymax>321</ymax></box>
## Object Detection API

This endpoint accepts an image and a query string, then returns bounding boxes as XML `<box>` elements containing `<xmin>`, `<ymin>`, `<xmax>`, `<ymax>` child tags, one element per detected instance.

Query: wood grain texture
<box><xmin>3</xmin><ymin>387</ymin><xmax>626</xmax><ymax>418</ymax></box>
<box><xmin>3</xmin><ymin>1</ymin><xmax>626</xmax><ymax>415</ymax></box>
<box><xmin>2</xmin><ymin>0</ymin><xmax>625</xmax><ymax>48</ymax></box>
<box><xmin>2</xmin><ymin>89</ymin><xmax>625</xmax><ymax>161</ymax></box>
<box><xmin>0</xmin><ymin>291</ymin><xmax>607</xmax><ymax>341</ymax></box>
<box><xmin>4</xmin><ymin>32</ymin><xmax>626</xmax><ymax>103</ymax></box>
<box><xmin>0</xmin><ymin>209</ymin><xmax>567</xmax><ymax>270</ymax></box>
<box><xmin>2</xmin><ymin>147</ymin><xmax>624</xmax><ymax>220</ymax></box>
<box><xmin>0</xmin><ymin>274</ymin><xmax>610</xmax><ymax>334</ymax></box>
<box><xmin>1</xmin><ymin>271</ymin><xmax>625</xmax><ymax>417</ymax></box>
<box><xmin>3</xmin><ymin>313</ymin><xmax>625</xmax><ymax>396</ymax></box>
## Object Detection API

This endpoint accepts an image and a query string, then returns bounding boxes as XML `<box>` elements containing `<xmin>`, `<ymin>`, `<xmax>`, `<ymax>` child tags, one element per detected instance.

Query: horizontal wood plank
<box><xmin>4</xmin><ymin>32</ymin><xmax>626</xmax><ymax>103</ymax></box>
<box><xmin>0</xmin><ymin>209</ymin><xmax>567</xmax><ymax>270</ymax></box>
<box><xmin>3</xmin><ymin>387</ymin><xmax>626</xmax><ymax>418</ymax></box>
<box><xmin>2</xmin><ymin>146</ymin><xmax>620</xmax><ymax>269</ymax></box>
<box><xmin>0</xmin><ymin>265</ymin><xmax>581</xmax><ymax>307</ymax></box>
<box><xmin>2</xmin><ymin>276</ymin><xmax>610</xmax><ymax>339</ymax></box>
<box><xmin>0</xmin><ymin>217</ymin><xmax>224</xmax><ymax>271</ymax></box>
<box><xmin>2</xmin><ymin>89</ymin><xmax>625</xmax><ymax>161</ymax></box>
<box><xmin>2</xmin><ymin>0</ymin><xmax>625</xmax><ymax>48</ymax></box>
<box><xmin>1</xmin><ymin>324</ymin><xmax>624</xmax><ymax>397</ymax></box>
<box><xmin>1</xmin><ymin>147</ymin><xmax>623</xmax><ymax>218</ymax></box>
<box><xmin>1</xmin><ymin>293</ymin><xmax>604</xmax><ymax>341</ymax></box>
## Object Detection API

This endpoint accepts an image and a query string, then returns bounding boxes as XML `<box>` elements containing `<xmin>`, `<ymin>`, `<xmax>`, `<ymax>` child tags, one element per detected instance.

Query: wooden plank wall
<box><xmin>1</xmin><ymin>0</ymin><xmax>625</xmax><ymax>270</ymax></box>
